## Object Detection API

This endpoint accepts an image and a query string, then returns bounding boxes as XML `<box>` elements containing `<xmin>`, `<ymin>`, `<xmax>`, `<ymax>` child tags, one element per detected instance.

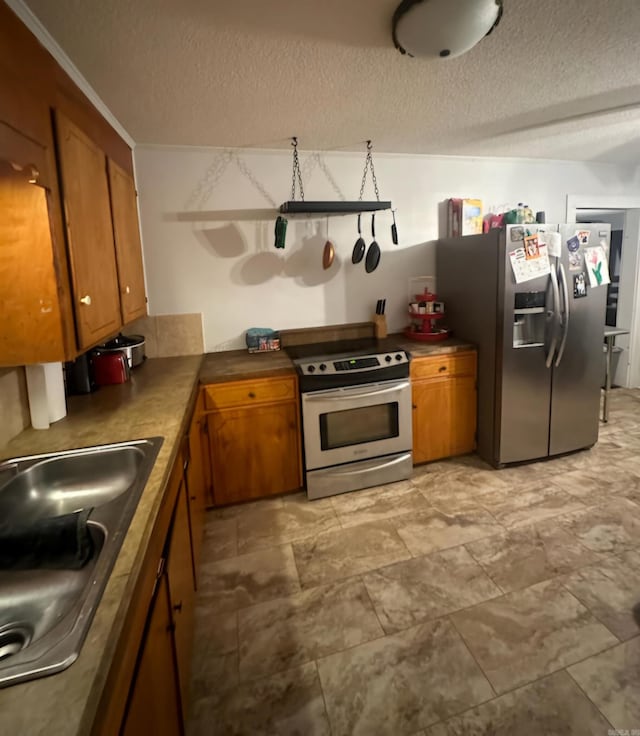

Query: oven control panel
<box><xmin>297</xmin><ymin>352</ymin><xmax>409</xmax><ymax>376</ymax></box>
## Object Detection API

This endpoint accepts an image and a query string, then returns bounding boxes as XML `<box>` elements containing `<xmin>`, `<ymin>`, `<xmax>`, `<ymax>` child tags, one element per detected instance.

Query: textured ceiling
<box><xmin>21</xmin><ymin>0</ymin><xmax>640</xmax><ymax>162</ymax></box>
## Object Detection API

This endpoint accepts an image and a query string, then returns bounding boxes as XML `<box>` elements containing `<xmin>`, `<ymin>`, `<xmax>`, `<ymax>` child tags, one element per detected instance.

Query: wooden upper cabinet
<box><xmin>0</xmin><ymin>3</ymin><xmax>54</xmax><ymax>147</ymax></box>
<box><xmin>107</xmin><ymin>159</ymin><xmax>147</xmax><ymax>323</ymax></box>
<box><xmin>54</xmin><ymin>111</ymin><xmax>122</xmax><ymax>350</ymax></box>
<box><xmin>0</xmin><ymin>158</ymin><xmax>66</xmax><ymax>366</ymax></box>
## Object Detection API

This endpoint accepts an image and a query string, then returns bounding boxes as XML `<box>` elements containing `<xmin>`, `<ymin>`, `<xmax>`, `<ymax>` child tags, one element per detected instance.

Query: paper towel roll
<box><xmin>25</xmin><ymin>364</ymin><xmax>50</xmax><ymax>430</ymax></box>
<box><xmin>25</xmin><ymin>362</ymin><xmax>67</xmax><ymax>430</ymax></box>
<box><xmin>44</xmin><ymin>362</ymin><xmax>66</xmax><ymax>423</ymax></box>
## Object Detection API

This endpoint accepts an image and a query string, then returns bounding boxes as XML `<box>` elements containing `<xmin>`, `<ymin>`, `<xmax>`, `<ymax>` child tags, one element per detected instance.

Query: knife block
<box><xmin>373</xmin><ymin>314</ymin><xmax>388</xmax><ymax>339</ymax></box>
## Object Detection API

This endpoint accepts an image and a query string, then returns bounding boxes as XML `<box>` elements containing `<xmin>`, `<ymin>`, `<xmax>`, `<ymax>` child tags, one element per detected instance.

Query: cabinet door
<box><xmin>412</xmin><ymin>376</ymin><xmax>476</xmax><ymax>464</ymax></box>
<box><xmin>207</xmin><ymin>400</ymin><xmax>301</xmax><ymax>505</ymax></box>
<box><xmin>0</xmin><ymin>159</ymin><xmax>66</xmax><ymax>366</ymax></box>
<box><xmin>121</xmin><ymin>574</ymin><xmax>182</xmax><ymax>736</ymax></box>
<box><xmin>55</xmin><ymin>111</ymin><xmax>121</xmax><ymax>349</ymax></box>
<box><xmin>449</xmin><ymin>375</ymin><xmax>477</xmax><ymax>457</ymax></box>
<box><xmin>107</xmin><ymin>158</ymin><xmax>147</xmax><ymax>323</ymax></box>
<box><xmin>166</xmin><ymin>479</ymin><xmax>196</xmax><ymax>716</ymax></box>
<box><xmin>0</xmin><ymin>2</ymin><xmax>54</xmax><ymax>147</ymax></box>
<box><xmin>186</xmin><ymin>405</ymin><xmax>207</xmax><ymax>585</ymax></box>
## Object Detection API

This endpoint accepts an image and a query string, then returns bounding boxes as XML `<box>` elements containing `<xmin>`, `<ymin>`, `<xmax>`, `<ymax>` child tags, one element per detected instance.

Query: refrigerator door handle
<box><xmin>555</xmin><ymin>263</ymin><xmax>570</xmax><ymax>367</ymax></box>
<box><xmin>545</xmin><ymin>265</ymin><xmax>560</xmax><ymax>368</ymax></box>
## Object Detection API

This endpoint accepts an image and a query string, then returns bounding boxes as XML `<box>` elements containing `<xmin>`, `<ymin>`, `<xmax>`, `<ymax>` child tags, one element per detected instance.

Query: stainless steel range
<box><xmin>287</xmin><ymin>339</ymin><xmax>412</xmax><ymax>500</ymax></box>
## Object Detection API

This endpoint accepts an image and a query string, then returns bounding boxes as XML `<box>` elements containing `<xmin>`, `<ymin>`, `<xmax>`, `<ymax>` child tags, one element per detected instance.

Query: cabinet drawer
<box><xmin>411</xmin><ymin>351</ymin><xmax>476</xmax><ymax>380</ymax></box>
<box><xmin>204</xmin><ymin>376</ymin><xmax>296</xmax><ymax>410</ymax></box>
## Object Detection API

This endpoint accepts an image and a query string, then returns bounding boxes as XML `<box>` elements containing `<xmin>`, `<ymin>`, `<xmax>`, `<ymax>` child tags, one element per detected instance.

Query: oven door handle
<box><xmin>321</xmin><ymin>453</ymin><xmax>412</xmax><ymax>476</ymax></box>
<box><xmin>303</xmin><ymin>381</ymin><xmax>410</xmax><ymax>402</ymax></box>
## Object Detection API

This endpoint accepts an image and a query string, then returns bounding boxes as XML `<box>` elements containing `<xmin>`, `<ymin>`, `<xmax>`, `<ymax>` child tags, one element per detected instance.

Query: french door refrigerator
<box><xmin>436</xmin><ymin>223</ymin><xmax>610</xmax><ymax>467</ymax></box>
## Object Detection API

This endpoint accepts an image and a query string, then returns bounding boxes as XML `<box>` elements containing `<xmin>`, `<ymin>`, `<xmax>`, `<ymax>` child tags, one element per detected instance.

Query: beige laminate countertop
<box><xmin>199</xmin><ymin>348</ymin><xmax>295</xmax><ymax>383</ymax></box>
<box><xmin>198</xmin><ymin>337</ymin><xmax>475</xmax><ymax>384</ymax></box>
<box><xmin>395</xmin><ymin>335</ymin><xmax>476</xmax><ymax>358</ymax></box>
<box><xmin>0</xmin><ymin>355</ymin><xmax>202</xmax><ymax>736</ymax></box>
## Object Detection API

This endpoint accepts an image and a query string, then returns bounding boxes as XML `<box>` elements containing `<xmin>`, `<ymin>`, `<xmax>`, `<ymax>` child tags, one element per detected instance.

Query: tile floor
<box><xmin>187</xmin><ymin>389</ymin><xmax>640</xmax><ymax>735</ymax></box>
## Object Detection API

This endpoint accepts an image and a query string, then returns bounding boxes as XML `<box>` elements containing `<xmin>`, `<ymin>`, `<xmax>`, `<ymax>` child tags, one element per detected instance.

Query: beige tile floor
<box><xmin>188</xmin><ymin>389</ymin><xmax>640</xmax><ymax>735</ymax></box>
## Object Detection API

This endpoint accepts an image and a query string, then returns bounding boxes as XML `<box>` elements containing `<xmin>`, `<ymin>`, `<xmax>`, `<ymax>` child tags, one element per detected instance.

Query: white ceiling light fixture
<box><xmin>392</xmin><ymin>0</ymin><xmax>503</xmax><ymax>59</ymax></box>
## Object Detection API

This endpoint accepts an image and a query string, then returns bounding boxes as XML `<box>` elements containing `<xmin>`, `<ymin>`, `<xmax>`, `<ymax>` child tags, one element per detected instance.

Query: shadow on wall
<box><xmin>182</xmin><ymin>216</ymin><xmax>342</xmax><ymax>288</ymax></box>
<box><xmin>196</xmin><ymin>223</ymin><xmax>246</xmax><ymax>258</ymax></box>
<box><xmin>166</xmin><ymin>209</ymin><xmax>434</xmax><ymax>301</ymax></box>
<box><xmin>230</xmin><ymin>227</ymin><xmax>341</xmax><ymax>287</ymax></box>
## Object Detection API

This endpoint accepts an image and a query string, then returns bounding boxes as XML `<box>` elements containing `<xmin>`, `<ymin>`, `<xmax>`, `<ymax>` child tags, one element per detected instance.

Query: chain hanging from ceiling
<box><xmin>359</xmin><ymin>140</ymin><xmax>380</xmax><ymax>202</ymax></box>
<box><xmin>290</xmin><ymin>137</ymin><xmax>305</xmax><ymax>202</ymax></box>
<box><xmin>278</xmin><ymin>137</ymin><xmax>390</xmax><ymax>214</ymax></box>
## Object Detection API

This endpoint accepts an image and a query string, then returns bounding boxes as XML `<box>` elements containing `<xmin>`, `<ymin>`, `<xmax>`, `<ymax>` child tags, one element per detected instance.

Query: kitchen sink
<box><xmin>0</xmin><ymin>445</ymin><xmax>151</xmax><ymax>523</ymax></box>
<box><xmin>0</xmin><ymin>437</ymin><xmax>163</xmax><ymax>688</ymax></box>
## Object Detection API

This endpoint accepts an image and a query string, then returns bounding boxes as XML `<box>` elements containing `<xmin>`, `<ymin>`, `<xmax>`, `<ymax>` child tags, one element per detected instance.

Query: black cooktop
<box><xmin>285</xmin><ymin>336</ymin><xmax>403</xmax><ymax>361</ymax></box>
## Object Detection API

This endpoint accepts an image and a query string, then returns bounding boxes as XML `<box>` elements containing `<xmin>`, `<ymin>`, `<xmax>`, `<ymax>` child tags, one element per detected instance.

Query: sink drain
<box><xmin>0</xmin><ymin>625</ymin><xmax>31</xmax><ymax>661</ymax></box>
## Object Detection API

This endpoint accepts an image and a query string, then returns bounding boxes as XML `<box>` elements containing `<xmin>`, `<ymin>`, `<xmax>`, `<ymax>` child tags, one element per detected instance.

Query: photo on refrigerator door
<box><xmin>573</xmin><ymin>273</ymin><xmax>587</xmax><ymax>298</ymax></box>
<box><xmin>524</xmin><ymin>233</ymin><xmax>540</xmax><ymax>259</ymax></box>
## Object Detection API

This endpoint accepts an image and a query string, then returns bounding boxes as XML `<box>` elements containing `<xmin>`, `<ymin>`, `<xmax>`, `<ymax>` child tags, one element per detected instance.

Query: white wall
<box><xmin>134</xmin><ymin>146</ymin><xmax>640</xmax><ymax>351</ymax></box>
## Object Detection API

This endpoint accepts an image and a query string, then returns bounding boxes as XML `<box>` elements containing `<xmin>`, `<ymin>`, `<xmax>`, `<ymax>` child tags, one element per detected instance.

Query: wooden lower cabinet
<box><xmin>166</xmin><ymin>478</ymin><xmax>196</xmax><ymax>714</ymax></box>
<box><xmin>204</xmin><ymin>376</ymin><xmax>302</xmax><ymax>505</ymax></box>
<box><xmin>121</xmin><ymin>574</ymin><xmax>182</xmax><ymax>736</ymax></box>
<box><xmin>186</xmin><ymin>390</ymin><xmax>208</xmax><ymax>580</ymax></box>
<box><xmin>412</xmin><ymin>351</ymin><xmax>477</xmax><ymax>464</ymax></box>
<box><xmin>97</xmin><ymin>403</ymin><xmax>206</xmax><ymax>735</ymax></box>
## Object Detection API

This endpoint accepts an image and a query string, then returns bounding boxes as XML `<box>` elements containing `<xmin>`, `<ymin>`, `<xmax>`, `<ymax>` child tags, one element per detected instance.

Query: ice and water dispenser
<box><xmin>513</xmin><ymin>291</ymin><xmax>547</xmax><ymax>348</ymax></box>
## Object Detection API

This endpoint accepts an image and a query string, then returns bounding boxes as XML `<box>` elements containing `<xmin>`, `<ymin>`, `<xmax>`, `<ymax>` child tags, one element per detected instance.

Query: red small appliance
<box><xmin>91</xmin><ymin>350</ymin><xmax>130</xmax><ymax>386</ymax></box>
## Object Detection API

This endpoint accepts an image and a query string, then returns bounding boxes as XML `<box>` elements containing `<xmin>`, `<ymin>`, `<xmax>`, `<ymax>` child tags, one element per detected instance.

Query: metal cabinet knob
<box><xmin>79</xmin><ymin>295</ymin><xmax>92</xmax><ymax>305</ymax></box>
<box><xmin>438</xmin><ymin>365</ymin><xmax>447</xmax><ymax>372</ymax></box>
<box><xmin>124</xmin><ymin>286</ymin><xmax>131</xmax><ymax>294</ymax></box>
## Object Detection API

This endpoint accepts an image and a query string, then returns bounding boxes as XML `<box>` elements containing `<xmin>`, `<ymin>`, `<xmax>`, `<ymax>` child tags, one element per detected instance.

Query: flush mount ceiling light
<box><xmin>392</xmin><ymin>0</ymin><xmax>503</xmax><ymax>59</ymax></box>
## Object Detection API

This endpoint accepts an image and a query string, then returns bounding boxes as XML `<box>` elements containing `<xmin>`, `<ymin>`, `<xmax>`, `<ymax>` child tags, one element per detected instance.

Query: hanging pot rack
<box><xmin>278</xmin><ymin>138</ymin><xmax>392</xmax><ymax>215</ymax></box>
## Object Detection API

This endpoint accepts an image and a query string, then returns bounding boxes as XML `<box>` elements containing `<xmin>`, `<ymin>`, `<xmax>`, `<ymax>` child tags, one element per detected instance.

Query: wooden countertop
<box><xmin>0</xmin><ymin>355</ymin><xmax>202</xmax><ymax>736</ymax></box>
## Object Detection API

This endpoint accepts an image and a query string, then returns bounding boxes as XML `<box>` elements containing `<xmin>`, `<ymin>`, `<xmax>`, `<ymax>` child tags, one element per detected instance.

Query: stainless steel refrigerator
<box><xmin>436</xmin><ymin>223</ymin><xmax>610</xmax><ymax>467</ymax></box>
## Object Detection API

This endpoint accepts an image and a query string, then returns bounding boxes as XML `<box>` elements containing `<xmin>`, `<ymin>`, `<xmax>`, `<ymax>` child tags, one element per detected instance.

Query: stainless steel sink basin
<box><xmin>0</xmin><ymin>445</ymin><xmax>150</xmax><ymax>523</ymax></box>
<box><xmin>0</xmin><ymin>437</ymin><xmax>163</xmax><ymax>687</ymax></box>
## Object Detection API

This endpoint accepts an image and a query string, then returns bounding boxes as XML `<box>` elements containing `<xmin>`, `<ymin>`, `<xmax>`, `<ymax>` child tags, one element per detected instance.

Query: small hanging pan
<box><xmin>322</xmin><ymin>216</ymin><xmax>335</xmax><ymax>270</ymax></box>
<box><xmin>352</xmin><ymin>214</ymin><xmax>366</xmax><ymax>264</ymax></box>
<box><xmin>365</xmin><ymin>213</ymin><xmax>381</xmax><ymax>273</ymax></box>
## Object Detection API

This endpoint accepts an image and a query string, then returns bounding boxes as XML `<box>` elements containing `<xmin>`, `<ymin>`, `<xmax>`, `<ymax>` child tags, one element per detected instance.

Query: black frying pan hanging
<box><xmin>352</xmin><ymin>214</ymin><xmax>366</xmax><ymax>264</ymax></box>
<box><xmin>391</xmin><ymin>210</ymin><xmax>399</xmax><ymax>245</ymax></box>
<box><xmin>365</xmin><ymin>213</ymin><xmax>381</xmax><ymax>273</ymax></box>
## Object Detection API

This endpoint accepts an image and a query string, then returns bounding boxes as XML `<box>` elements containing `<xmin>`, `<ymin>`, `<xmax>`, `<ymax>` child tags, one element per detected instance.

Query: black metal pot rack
<box><xmin>278</xmin><ymin>138</ymin><xmax>392</xmax><ymax>216</ymax></box>
<box><xmin>279</xmin><ymin>200</ymin><xmax>391</xmax><ymax>215</ymax></box>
